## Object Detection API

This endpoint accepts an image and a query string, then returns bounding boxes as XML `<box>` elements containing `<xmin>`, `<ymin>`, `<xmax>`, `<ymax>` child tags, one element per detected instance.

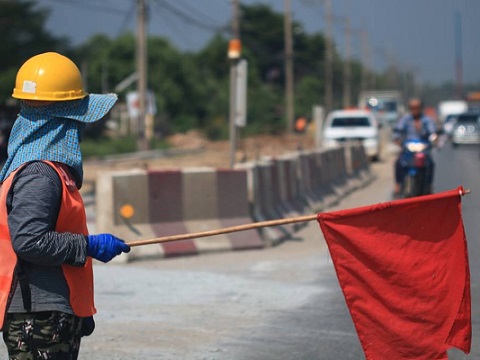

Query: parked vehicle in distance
<box><xmin>443</xmin><ymin>114</ymin><xmax>459</xmax><ymax>136</ymax></box>
<box><xmin>358</xmin><ymin>90</ymin><xmax>404</xmax><ymax>126</ymax></box>
<box><xmin>323</xmin><ymin>109</ymin><xmax>381</xmax><ymax>161</ymax></box>
<box><xmin>451</xmin><ymin>112</ymin><xmax>480</xmax><ymax>147</ymax></box>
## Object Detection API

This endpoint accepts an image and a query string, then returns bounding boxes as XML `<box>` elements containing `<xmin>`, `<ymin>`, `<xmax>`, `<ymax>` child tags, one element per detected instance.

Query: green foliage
<box><xmin>240</xmin><ymin>4</ymin><xmax>285</xmax><ymax>87</ymax></box>
<box><xmin>0</xmin><ymin>0</ymin><xmax>69</xmax><ymax>103</ymax></box>
<box><xmin>80</xmin><ymin>135</ymin><xmax>169</xmax><ymax>159</ymax></box>
<box><xmin>296</xmin><ymin>76</ymin><xmax>324</xmax><ymax>118</ymax></box>
<box><xmin>81</xmin><ymin>136</ymin><xmax>136</xmax><ymax>158</ymax></box>
<box><xmin>205</xmin><ymin>116</ymin><xmax>229</xmax><ymax>141</ymax></box>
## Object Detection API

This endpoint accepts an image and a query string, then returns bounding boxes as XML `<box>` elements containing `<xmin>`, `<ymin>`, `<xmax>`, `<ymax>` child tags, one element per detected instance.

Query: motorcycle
<box><xmin>400</xmin><ymin>139</ymin><xmax>432</xmax><ymax>198</ymax></box>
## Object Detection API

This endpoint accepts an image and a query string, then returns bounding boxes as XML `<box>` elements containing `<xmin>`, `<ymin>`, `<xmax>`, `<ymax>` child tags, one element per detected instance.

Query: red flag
<box><xmin>317</xmin><ymin>187</ymin><xmax>471</xmax><ymax>360</ymax></box>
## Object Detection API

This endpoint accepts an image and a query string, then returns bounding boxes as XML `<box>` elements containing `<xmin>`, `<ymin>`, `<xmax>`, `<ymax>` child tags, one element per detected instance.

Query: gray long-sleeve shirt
<box><xmin>6</xmin><ymin>161</ymin><xmax>88</xmax><ymax>314</ymax></box>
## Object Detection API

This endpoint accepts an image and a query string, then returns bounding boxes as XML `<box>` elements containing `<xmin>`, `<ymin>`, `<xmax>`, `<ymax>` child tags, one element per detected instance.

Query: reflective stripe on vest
<box><xmin>0</xmin><ymin>161</ymin><xmax>95</xmax><ymax>327</ymax></box>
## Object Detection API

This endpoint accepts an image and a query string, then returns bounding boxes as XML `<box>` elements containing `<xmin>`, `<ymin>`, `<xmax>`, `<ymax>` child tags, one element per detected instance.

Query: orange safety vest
<box><xmin>0</xmin><ymin>161</ymin><xmax>95</xmax><ymax>327</ymax></box>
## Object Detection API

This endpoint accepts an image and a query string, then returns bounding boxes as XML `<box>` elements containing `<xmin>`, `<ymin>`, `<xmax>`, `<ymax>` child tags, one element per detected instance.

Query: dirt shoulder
<box><xmin>83</xmin><ymin>131</ymin><xmax>317</xmax><ymax>188</ymax></box>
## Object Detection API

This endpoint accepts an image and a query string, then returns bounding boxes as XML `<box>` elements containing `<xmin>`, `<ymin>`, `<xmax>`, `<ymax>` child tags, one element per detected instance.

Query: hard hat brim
<box><xmin>65</xmin><ymin>93</ymin><xmax>118</xmax><ymax>123</ymax></box>
<box><xmin>21</xmin><ymin>93</ymin><xmax>118</xmax><ymax>123</ymax></box>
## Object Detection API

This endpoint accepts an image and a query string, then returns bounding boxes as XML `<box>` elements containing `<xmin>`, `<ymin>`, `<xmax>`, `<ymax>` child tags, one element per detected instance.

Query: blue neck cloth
<box><xmin>0</xmin><ymin>94</ymin><xmax>117</xmax><ymax>185</ymax></box>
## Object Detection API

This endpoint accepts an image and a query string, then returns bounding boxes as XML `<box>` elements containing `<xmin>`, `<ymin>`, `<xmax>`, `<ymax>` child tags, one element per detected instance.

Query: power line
<box><xmin>117</xmin><ymin>0</ymin><xmax>137</xmax><ymax>37</ymax></box>
<box><xmin>154</xmin><ymin>0</ymin><xmax>228</xmax><ymax>34</ymax></box>
<box><xmin>181</xmin><ymin>0</ymin><xmax>224</xmax><ymax>26</ymax></box>
<box><xmin>150</xmin><ymin>0</ymin><xmax>195</xmax><ymax>48</ymax></box>
<box><xmin>42</xmin><ymin>0</ymin><xmax>127</xmax><ymax>15</ymax></box>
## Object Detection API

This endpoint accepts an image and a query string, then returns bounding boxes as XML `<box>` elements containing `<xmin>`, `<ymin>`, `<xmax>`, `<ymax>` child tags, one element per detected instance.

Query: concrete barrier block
<box><xmin>312</xmin><ymin>151</ymin><xmax>339</xmax><ymax>208</ymax></box>
<box><xmin>298</xmin><ymin>152</ymin><xmax>324</xmax><ymax>211</ymax></box>
<box><xmin>274</xmin><ymin>157</ymin><xmax>308</xmax><ymax>232</ymax></box>
<box><xmin>148</xmin><ymin>170</ymin><xmax>196</xmax><ymax>257</ymax></box>
<box><xmin>216</xmin><ymin>169</ymin><xmax>264</xmax><ymax>250</ymax></box>
<box><xmin>96</xmin><ymin>169</ymin><xmax>160</xmax><ymax>263</ymax></box>
<box><xmin>251</xmin><ymin>163</ymin><xmax>290</xmax><ymax>246</ymax></box>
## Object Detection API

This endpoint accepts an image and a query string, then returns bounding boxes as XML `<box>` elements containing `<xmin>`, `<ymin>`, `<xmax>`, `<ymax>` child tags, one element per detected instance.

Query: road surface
<box><xmin>436</xmin><ymin>144</ymin><xmax>480</xmax><ymax>360</ymax></box>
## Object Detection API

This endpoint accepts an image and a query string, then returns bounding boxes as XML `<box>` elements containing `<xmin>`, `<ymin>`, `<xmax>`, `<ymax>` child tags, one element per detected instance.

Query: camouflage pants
<box><xmin>2</xmin><ymin>312</ymin><xmax>83</xmax><ymax>360</ymax></box>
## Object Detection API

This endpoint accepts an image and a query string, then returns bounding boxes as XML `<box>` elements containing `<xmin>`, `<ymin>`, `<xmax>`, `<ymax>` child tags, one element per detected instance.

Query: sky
<box><xmin>37</xmin><ymin>0</ymin><xmax>480</xmax><ymax>84</ymax></box>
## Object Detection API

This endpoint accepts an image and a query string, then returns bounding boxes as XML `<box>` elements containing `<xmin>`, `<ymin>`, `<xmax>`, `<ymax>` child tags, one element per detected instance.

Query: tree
<box><xmin>0</xmin><ymin>0</ymin><xmax>69</xmax><ymax>103</ymax></box>
<box><xmin>240</xmin><ymin>4</ymin><xmax>285</xmax><ymax>87</ymax></box>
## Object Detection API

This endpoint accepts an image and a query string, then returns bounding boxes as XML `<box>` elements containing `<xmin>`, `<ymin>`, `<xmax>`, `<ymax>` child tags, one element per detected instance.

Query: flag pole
<box><xmin>128</xmin><ymin>214</ymin><xmax>318</xmax><ymax>247</ymax></box>
<box><xmin>127</xmin><ymin>189</ymin><xmax>471</xmax><ymax>248</ymax></box>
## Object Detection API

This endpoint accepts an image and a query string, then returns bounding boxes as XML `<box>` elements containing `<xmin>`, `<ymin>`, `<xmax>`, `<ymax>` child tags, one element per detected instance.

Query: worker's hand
<box><xmin>87</xmin><ymin>234</ymin><xmax>130</xmax><ymax>263</ymax></box>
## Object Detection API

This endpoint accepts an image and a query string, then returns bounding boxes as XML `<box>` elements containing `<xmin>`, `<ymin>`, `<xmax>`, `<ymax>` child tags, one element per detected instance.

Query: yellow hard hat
<box><xmin>12</xmin><ymin>52</ymin><xmax>87</xmax><ymax>101</ymax></box>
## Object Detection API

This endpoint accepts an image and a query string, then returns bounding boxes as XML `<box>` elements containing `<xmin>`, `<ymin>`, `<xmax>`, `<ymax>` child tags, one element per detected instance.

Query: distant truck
<box><xmin>358</xmin><ymin>90</ymin><xmax>404</xmax><ymax>126</ymax></box>
<box><xmin>438</xmin><ymin>100</ymin><xmax>467</xmax><ymax>123</ymax></box>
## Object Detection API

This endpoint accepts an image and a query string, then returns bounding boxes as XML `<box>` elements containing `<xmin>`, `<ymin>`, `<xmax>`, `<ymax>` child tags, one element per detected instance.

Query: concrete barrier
<box><xmin>97</xmin><ymin>167</ymin><xmax>264</xmax><ymax>261</ymax></box>
<box><xmin>348</xmin><ymin>143</ymin><xmax>373</xmax><ymax>185</ymax></box>
<box><xmin>97</xmin><ymin>169</ymin><xmax>159</xmax><ymax>262</ymax></box>
<box><xmin>96</xmin><ymin>145</ymin><xmax>373</xmax><ymax>261</ymax></box>
<box><xmin>312</xmin><ymin>150</ymin><xmax>340</xmax><ymax>208</ymax></box>
<box><xmin>250</xmin><ymin>161</ymin><xmax>291</xmax><ymax>245</ymax></box>
<box><xmin>275</xmin><ymin>156</ymin><xmax>309</xmax><ymax>228</ymax></box>
<box><xmin>297</xmin><ymin>151</ymin><xmax>324</xmax><ymax>210</ymax></box>
<box><xmin>215</xmin><ymin>169</ymin><xmax>265</xmax><ymax>250</ymax></box>
<box><xmin>323</xmin><ymin>148</ymin><xmax>348</xmax><ymax>196</ymax></box>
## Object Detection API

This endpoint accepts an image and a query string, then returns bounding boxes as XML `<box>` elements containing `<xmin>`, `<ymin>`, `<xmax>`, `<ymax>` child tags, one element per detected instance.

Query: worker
<box><xmin>0</xmin><ymin>52</ymin><xmax>130</xmax><ymax>359</ymax></box>
<box><xmin>294</xmin><ymin>116</ymin><xmax>308</xmax><ymax>133</ymax></box>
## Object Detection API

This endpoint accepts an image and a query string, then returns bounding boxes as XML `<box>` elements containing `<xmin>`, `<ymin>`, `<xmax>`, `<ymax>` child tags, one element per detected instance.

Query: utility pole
<box><xmin>324</xmin><ymin>0</ymin><xmax>334</xmax><ymax>114</ymax></box>
<box><xmin>136</xmin><ymin>0</ymin><xmax>148</xmax><ymax>150</ymax></box>
<box><xmin>81</xmin><ymin>61</ymin><xmax>88</xmax><ymax>92</ymax></box>
<box><xmin>101</xmin><ymin>59</ymin><xmax>109</xmax><ymax>93</ymax></box>
<box><xmin>455</xmin><ymin>11</ymin><xmax>464</xmax><ymax>99</ymax></box>
<box><xmin>284</xmin><ymin>0</ymin><xmax>295</xmax><ymax>133</ymax></box>
<box><xmin>360</xmin><ymin>29</ymin><xmax>370</xmax><ymax>93</ymax></box>
<box><xmin>229</xmin><ymin>0</ymin><xmax>240</xmax><ymax>168</ymax></box>
<box><xmin>342</xmin><ymin>17</ymin><xmax>352</xmax><ymax>108</ymax></box>
<box><xmin>386</xmin><ymin>46</ymin><xmax>397</xmax><ymax>89</ymax></box>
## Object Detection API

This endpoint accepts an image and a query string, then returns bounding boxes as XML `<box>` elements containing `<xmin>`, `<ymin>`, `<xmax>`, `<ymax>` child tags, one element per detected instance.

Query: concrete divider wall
<box><xmin>349</xmin><ymin>143</ymin><xmax>372</xmax><ymax>183</ymax></box>
<box><xmin>250</xmin><ymin>162</ymin><xmax>290</xmax><ymax>245</ymax></box>
<box><xmin>96</xmin><ymin>145</ymin><xmax>373</xmax><ymax>261</ymax></box>
<box><xmin>97</xmin><ymin>167</ymin><xmax>264</xmax><ymax>261</ymax></box>
<box><xmin>298</xmin><ymin>151</ymin><xmax>324</xmax><ymax>210</ymax></box>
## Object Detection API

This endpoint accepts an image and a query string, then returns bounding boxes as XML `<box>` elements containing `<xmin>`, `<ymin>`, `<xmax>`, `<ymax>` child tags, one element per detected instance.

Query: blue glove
<box><xmin>87</xmin><ymin>234</ymin><xmax>130</xmax><ymax>263</ymax></box>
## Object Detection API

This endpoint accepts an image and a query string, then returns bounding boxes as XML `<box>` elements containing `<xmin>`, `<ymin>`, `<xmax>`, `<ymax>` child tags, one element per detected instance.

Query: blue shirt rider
<box><xmin>393</xmin><ymin>98</ymin><xmax>437</xmax><ymax>196</ymax></box>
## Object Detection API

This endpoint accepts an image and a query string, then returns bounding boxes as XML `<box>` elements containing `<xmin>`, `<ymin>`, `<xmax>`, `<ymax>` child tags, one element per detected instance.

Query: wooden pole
<box><xmin>229</xmin><ymin>0</ymin><xmax>240</xmax><ymax>168</ymax></box>
<box><xmin>284</xmin><ymin>0</ymin><xmax>295</xmax><ymax>133</ymax></box>
<box><xmin>343</xmin><ymin>17</ymin><xmax>352</xmax><ymax>108</ymax></box>
<box><xmin>127</xmin><ymin>190</ymin><xmax>471</xmax><ymax>248</ymax></box>
<box><xmin>324</xmin><ymin>0</ymin><xmax>334</xmax><ymax>114</ymax></box>
<box><xmin>136</xmin><ymin>0</ymin><xmax>148</xmax><ymax>150</ymax></box>
<box><xmin>128</xmin><ymin>214</ymin><xmax>318</xmax><ymax>247</ymax></box>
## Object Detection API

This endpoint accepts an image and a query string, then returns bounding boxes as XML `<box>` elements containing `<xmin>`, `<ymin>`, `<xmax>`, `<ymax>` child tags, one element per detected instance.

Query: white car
<box><xmin>323</xmin><ymin>109</ymin><xmax>381</xmax><ymax>160</ymax></box>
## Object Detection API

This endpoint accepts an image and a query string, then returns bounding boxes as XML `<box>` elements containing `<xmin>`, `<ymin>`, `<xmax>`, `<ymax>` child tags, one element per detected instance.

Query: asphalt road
<box><xmin>0</xmin><ymin>141</ymin><xmax>477</xmax><ymax>360</ymax></box>
<box><xmin>435</xmin><ymin>143</ymin><xmax>480</xmax><ymax>360</ymax></box>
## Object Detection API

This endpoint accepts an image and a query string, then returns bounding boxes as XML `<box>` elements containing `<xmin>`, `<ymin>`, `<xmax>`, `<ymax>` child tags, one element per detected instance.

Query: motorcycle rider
<box><xmin>393</xmin><ymin>98</ymin><xmax>437</xmax><ymax>197</ymax></box>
